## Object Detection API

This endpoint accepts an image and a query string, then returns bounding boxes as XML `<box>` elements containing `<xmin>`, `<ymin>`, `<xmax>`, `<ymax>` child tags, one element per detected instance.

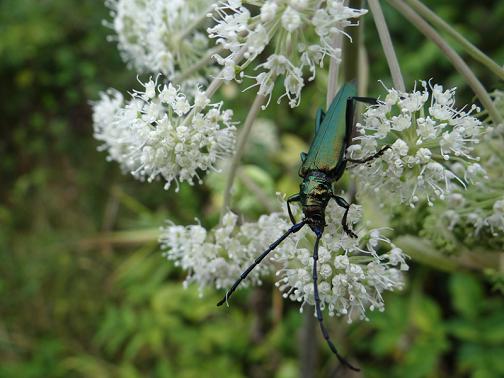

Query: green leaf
<box><xmin>450</xmin><ymin>273</ymin><xmax>483</xmax><ymax>319</ymax></box>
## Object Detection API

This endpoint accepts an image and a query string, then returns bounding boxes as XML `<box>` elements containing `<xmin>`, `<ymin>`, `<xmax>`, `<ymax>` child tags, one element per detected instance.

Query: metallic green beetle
<box><xmin>217</xmin><ymin>82</ymin><xmax>390</xmax><ymax>371</ymax></box>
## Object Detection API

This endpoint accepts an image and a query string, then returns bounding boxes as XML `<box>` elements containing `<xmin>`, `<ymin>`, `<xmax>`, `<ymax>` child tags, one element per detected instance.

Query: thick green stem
<box><xmin>342</xmin><ymin>0</ymin><xmax>363</xmax><ymax>202</ymax></box>
<box><xmin>406</xmin><ymin>0</ymin><xmax>504</xmax><ymax>80</ymax></box>
<box><xmin>342</xmin><ymin>0</ymin><xmax>362</xmax><ymax>84</ymax></box>
<box><xmin>327</xmin><ymin>33</ymin><xmax>344</xmax><ymax>107</ymax></box>
<box><xmin>394</xmin><ymin>235</ymin><xmax>501</xmax><ymax>272</ymax></box>
<box><xmin>220</xmin><ymin>94</ymin><xmax>267</xmax><ymax>218</ymax></box>
<box><xmin>80</xmin><ymin>229</ymin><xmax>160</xmax><ymax>247</ymax></box>
<box><xmin>368</xmin><ymin>0</ymin><xmax>406</xmax><ymax>91</ymax></box>
<box><xmin>358</xmin><ymin>42</ymin><xmax>369</xmax><ymax>96</ymax></box>
<box><xmin>388</xmin><ymin>0</ymin><xmax>502</xmax><ymax>125</ymax></box>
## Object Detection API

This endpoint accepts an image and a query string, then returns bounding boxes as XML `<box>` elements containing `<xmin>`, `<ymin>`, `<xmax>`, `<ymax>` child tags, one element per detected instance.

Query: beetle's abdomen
<box><xmin>302</xmin><ymin>203</ymin><xmax>326</xmax><ymax>224</ymax></box>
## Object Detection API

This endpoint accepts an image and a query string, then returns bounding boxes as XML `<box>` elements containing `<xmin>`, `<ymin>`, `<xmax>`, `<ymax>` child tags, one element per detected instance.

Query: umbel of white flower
<box><xmin>92</xmin><ymin>78</ymin><xmax>236</xmax><ymax>190</ymax></box>
<box><xmin>160</xmin><ymin>201</ymin><xmax>408</xmax><ymax>322</ymax></box>
<box><xmin>106</xmin><ymin>0</ymin><xmax>213</xmax><ymax>77</ymax></box>
<box><xmin>434</xmin><ymin>117</ymin><xmax>504</xmax><ymax>239</ymax></box>
<box><xmin>348</xmin><ymin>81</ymin><xmax>486</xmax><ymax>208</ymax></box>
<box><xmin>208</xmin><ymin>0</ymin><xmax>367</xmax><ymax>107</ymax></box>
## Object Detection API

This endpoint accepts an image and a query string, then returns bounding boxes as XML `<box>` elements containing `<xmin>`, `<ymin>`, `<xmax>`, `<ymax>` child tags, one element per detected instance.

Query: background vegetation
<box><xmin>1</xmin><ymin>0</ymin><xmax>503</xmax><ymax>377</ymax></box>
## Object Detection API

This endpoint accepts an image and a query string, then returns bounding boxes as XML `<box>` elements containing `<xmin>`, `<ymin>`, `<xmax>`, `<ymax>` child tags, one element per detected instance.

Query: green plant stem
<box><xmin>358</xmin><ymin>37</ymin><xmax>369</xmax><ymax>96</ymax></box>
<box><xmin>220</xmin><ymin>94</ymin><xmax>267</xmax><ymax>219</ymax></box>
<box><xmin>237</xmin><ymin>169</ymin><xmax>279</xmax><ymax>213</ymax></box>
<box><xmin>406</xmin><ymin>0</ymin><xmax>504</xmax><ymax>80</ymax></box>
<box><xmin>394</xmin><ymin>235</ymin><xmax>501</xmax><ymax>272</ymax></box>
<box><xmin>80</xmin><ymin>229</ymin><xmax>160</xmax><ymax>247</ymax></box>
<box><xmin>343</xmin><ymin>0</ymin><xmax>364</xmax><ymax>203</ymax></box>
<box><xmin>342</xmin><ymin>0</ymin><xmax>362</xmax><ymax>84</ymax></box>
<box><xmin>368</xmin><ymin>0</ymin><xmax>406</xmax><ymax>91</ymax></box>
<box><xmin>388</xmin><ymin>0</ymin><xmax>502</xmax><ymax>125</ymax></box>
<box><xmin>326</xmin><ymin>33</ymin><xmax>343</xmax><ymax>107</ymax></box>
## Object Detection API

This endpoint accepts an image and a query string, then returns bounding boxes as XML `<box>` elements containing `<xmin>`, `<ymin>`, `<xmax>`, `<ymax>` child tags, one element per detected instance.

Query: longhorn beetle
<box><xmin>217</xmin><ymin>82</ymin><xmax>390</xmax><ymax>371</ymax></box>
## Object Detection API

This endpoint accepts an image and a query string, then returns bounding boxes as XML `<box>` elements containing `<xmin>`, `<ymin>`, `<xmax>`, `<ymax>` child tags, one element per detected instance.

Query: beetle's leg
<box><xmin>346</xmin><ymin>144</ymin><xmax>391</xmax><ymax>164</ymax></box>
<box><xmin>345</xmin><ymin>96</ymin><xmax>390</xmax><ymax>164</ymax></box>
<box><xmin>217</xmin><ymin>220</ymin><xmax>306</xmax><ymax>307</ymax></box>
<box><xmin>351</xmin><ymin>96</ymin><xmax>379</xmax><ymax>106</ymax></box>
<box><xmin>344</xmin><ymin>96</ymin><xmax>381</xmax><ymax>149</ymax></box>
<box><xmin>315</xmin><ymin>107</ymin><xmax>325</xmax><ymax>133</ymax></box>
<box><xmin>287</xmin><ymin>193</ymin><xmax>301</xmax><ymax>225</ymax></box>
<box><xmin>332</xmin><ymin>196</ymin><xmax>357</xmax><ymax>238</ymax></box>
<box><xmin>312</xmin><ymin>229</ymin><xmax>360</xmax><ymax>371</ymax></box>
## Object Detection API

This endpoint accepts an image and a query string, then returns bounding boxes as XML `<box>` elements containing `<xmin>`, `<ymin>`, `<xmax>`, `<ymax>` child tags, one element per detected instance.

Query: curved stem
<box><xmin>388</xmin><ymin>0</ymin><xmax>502</xmax><ymax>125</ymax></box>
<box><xmin>220</xmin><ymin>94</ymin><xmax>267</xmax><ymax>218</ymax></box>
<box><xmin>368</xmin><ymin>0</ymin><xmax>406</xmax><ymax>91</ymax></box>
<box><xmin>406</xmin><ymin>0</ymin><xmax>504</xmax><ymax>80</ymax></box>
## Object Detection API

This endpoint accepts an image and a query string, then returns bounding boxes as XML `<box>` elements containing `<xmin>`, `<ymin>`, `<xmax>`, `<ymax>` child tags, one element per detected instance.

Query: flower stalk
<box><xmin>221</xmin><ymin>94</ymin><xmax>267</xmax><ymax>218</ymax></box>
<box><xmin>395</xmin><ymin>235</ymin><xmax>502</xmax><ymax>272</ymax></box>
<box><xmin>368</xmin><ymin>0</ymin><xmax>406</xmax><ymax>91</ymax></box>
<box><xmin>342</xmin><ymin>0</ymin><xmax>363</xmax><ymax>84</ymax></box>
<box><xmin>405</xmin><ymin>0</ymin><xmax>504</xmax><ymax>80</ymax></box>
<box><xmin>387</xmin><ymin>0</ymin><xmax>502</xmax><ymax>125</ymax></box>
<box><xmin>172</xmin><ymin>46</ymin><xmax>226</xmax><ymax>84</ymax></box>
<box><xmin>327</xmin><ymin>33</ymin><xmax>344</xmax><ymax>107</ymax></box>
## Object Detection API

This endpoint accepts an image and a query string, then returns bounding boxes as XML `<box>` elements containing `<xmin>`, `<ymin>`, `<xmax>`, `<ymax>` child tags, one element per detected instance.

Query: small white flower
<box><xmin>260</xmin><ymin>2</ymin><xmax>278</xmax><ymax>22</ymax></box>
<box><xmin>159</xmin><ymin>84</ymin><xmax>178</xmax><ymax>105</ymax></box>
<box><xmin>281</xmin><ymin>7</ymin><xmax>302</xmax><ymax>32</ymax></box>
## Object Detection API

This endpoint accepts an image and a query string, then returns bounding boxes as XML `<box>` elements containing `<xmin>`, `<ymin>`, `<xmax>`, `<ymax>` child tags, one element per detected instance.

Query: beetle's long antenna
<box><xmin>312</xmin><ymin>230</ymin><xmax>360</xmax><ymax>372</ymax></box>
<box><xmin>216</xmin><ymin>220</ymin><xmax>306</xmax><ymax>307</ymax></box>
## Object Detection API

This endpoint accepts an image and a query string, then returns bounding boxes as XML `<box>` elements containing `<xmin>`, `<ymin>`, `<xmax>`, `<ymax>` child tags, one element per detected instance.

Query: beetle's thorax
<box><xmin>299</xmin><ymin>171</ymin><xmax>332</xmax><ymax>230</ymax></box>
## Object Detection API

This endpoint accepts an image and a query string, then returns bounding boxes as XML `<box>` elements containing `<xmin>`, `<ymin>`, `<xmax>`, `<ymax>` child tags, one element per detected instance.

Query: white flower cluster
<box><xmin>92</xmin><ymin>77</ymin><xmax>236</xmax><ymax>190</ymax></box>
<box><xmin>208</xmin><ymin>0</ymin><xmax>367</xmax><ymax>107</ymax></box>
<box><xmin>272</xmin><ymin>202</ymin><xmax>408</xmax><ymax>322</ymax></box>
<box><xmin>348</xmin><ymin>81</ymin><xmax>485</xmax><ymax>207</ymax></box>
<box><xmin>438</xmin><ymin>120</ymin><xmax>504</xmax><ymax>237</ymax></box>
<box><xmin>106</xmin><ymin>0</ymin><xmax>212</xmax><ymax>77</ymax></box>
<box><xmin>160</xmin><ymin>201</ymin><xmax>408</xmax><ymax>321</ymax></box>
<box><xmin>160</xmin><ymin>211</ymin><xmax>289</xmax><ymax>295</ymax></box>
<box><xmin>442</xmin><ymin>193</ymin><xmax>504</xmax><ymax>236</ymax></box>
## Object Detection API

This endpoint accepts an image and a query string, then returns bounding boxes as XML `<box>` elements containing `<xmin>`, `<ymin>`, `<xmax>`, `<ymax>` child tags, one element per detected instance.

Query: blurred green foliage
<box><xmin>1</xmin><ymin>1</ymin><xmax>503</xmax><ymax>377</ymax></box>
